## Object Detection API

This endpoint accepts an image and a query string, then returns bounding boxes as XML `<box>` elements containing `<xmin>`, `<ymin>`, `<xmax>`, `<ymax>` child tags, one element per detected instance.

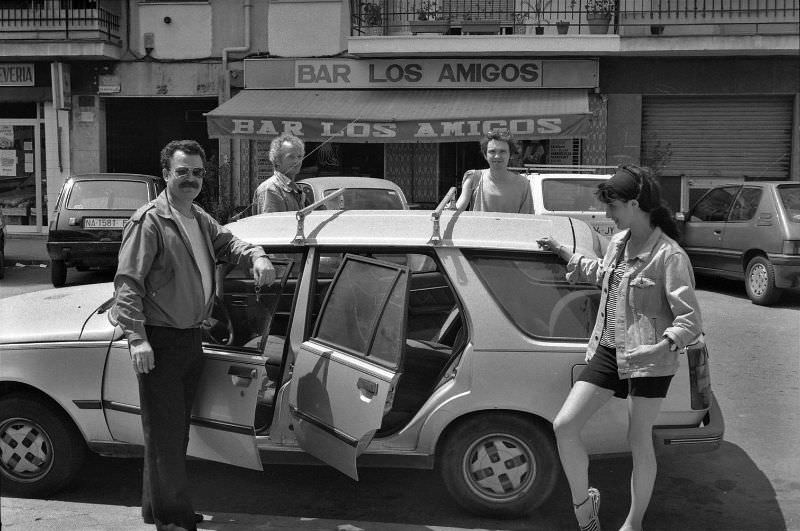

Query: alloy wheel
<box><xmin>0</xmin><ymin>416</ymin><xmax>55</xmax><ymax>483</ymax></box>
<box><xmin>748</xmin><ymin>262</ymin><xmax>769</xmax><ymax>296</ymax></box>
<box><xmin>461</xmin><ymin>432</ymin><xmax>535</xmax><ymax>501</ymax></box>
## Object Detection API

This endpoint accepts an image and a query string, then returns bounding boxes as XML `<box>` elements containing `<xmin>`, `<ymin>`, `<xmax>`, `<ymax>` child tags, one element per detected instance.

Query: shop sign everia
<box><xmin>0</xmin><ymin>64</ymin><xmax>34</xmax><ymax>86</ymax></box>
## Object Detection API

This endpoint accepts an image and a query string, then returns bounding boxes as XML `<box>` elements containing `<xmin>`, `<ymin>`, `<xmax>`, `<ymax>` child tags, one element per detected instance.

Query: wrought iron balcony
<box><xmin>350</xmin><ymin>0</ymin><xmax>800</xmax><ymax>37</ymax></box>
<box><xmin>0</xmin><ymin>0</ymin><xmax>121</xmax><ymax>43</ymax></box>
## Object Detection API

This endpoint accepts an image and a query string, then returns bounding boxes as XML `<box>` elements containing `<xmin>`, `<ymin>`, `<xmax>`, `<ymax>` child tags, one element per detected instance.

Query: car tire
<box><xmin>745</xmin><ymin>255</ymin><xmax>782</xmax><ymax>306</ymax></box>
<box><xmin>439</xmin><ymin>413</ymin><xmax>559</xmax><ymax>518</ymax></box>
<box><xmin>0</xmin><ymin>395</ymin><xmax>86</xmax><ymax>497</ymax></box>
<box><xmin>51</xmin><ymin>259</ymin><xmax>67</xmax><ymax>287</ymax></box>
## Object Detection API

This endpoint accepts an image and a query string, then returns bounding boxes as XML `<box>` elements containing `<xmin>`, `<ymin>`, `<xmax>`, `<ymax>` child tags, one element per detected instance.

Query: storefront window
<box><xmin>0</xmin><ymin>122</ymin><xmax>45</xmax><ymax>230</ymax></box>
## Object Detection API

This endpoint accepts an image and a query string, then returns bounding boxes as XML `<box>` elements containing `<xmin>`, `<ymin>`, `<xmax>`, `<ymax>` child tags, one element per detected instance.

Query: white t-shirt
<box><xmin>173</xmin><ymin>210</ymin><xmax>214</xmax><ymax>304</ymax></box>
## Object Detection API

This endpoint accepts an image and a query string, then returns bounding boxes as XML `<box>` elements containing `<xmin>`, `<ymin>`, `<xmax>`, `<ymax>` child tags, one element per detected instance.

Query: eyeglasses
<box><xmin>171</xmin><ymin>167</ymin><xmax>206</xmax><ymax>178</ymax></box>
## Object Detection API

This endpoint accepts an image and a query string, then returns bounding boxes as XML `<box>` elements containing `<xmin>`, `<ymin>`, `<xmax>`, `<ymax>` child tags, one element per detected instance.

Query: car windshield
<box><xmin>66</xmin><ymin>180</ymin><xmax>149</xmax><ymax>210</ymax></box>
<box><xmin>778</xmin><ymin>184</ymin><xmax>800</xmax><ymax>223</ymax></box>
<box><xmin>322</xmin><ymin>188</ymin><xmax>404</xmax><ymax>210</ymax></box>
<box><xmin>541</xmin><ymin>179</ymin><xmax>606</xmax><ymax>212</ymax></box>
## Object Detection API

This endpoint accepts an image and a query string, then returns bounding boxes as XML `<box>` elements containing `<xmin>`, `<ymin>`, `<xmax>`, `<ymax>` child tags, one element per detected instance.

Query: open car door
<box><xmin>103</xmin><ymin>260</ymin><xmax>296</xmax><ymax>469</ymax></box>
<box><xmin>103</xmin><ymin>342</ymin><xmax>266</xmax><ymax>470</ymax></box>
<box><xmin>288</xmin><ymin>254</ymin><xmax>409</xmax><ymax>480</ymax></box>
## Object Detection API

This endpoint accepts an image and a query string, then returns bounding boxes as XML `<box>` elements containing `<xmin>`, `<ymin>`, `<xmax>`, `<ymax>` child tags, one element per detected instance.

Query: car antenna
<box><xmin>292</xmin><ymin>187</ymin><xmax>346</xmax><ymax>245</ymax></box>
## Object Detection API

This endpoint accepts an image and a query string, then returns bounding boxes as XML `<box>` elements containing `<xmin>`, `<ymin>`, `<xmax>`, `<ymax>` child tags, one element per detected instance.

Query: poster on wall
<box><xmin>548</xmin><ymin>139</ymin><xmax>575</xmax><ymax>165</ymax></box>
<box><xmin>0</xmin><ymin>126</ymin><xmax>13</xmax><ymax>149</ymax></box>
<box><xmin>0</xmin><ymin>150</ymin><xmax>18</xmax><ymax>177</ymax></box>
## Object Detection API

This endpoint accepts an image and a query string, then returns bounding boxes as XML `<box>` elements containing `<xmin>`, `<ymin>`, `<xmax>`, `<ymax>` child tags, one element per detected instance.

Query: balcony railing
<box><xmin>0</xmin><ymin>0</ymin><xmax>121</xmax><ymax>42</ymax></box>
<box><xmin>350</xmin><ymin>0</ymin><xmax>800</xmax><ymax>36</ymax></box>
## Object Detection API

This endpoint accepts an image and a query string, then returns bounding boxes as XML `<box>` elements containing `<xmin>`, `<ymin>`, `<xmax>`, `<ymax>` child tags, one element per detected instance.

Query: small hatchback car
<box><xmin>46</xmin><ymin>173</ymin><xmax>164</xmax><ymax>287</ymax></box>
<box><xmin>0</xmin><ymin>207</ymin><xmax>723</xmax><ymax>518</ymax></box>
<box><xmin>677</xmin><ymin>181</ymin><xmax>800</xmax><ymax>305</ymax></box>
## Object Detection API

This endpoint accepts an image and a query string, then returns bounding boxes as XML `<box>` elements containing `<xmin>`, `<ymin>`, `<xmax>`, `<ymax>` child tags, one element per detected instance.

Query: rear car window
<box><xmin>778</xmin><ymin>184</ymin><xmax>800</xmax><ymax>223</ymax></box>
<box><xmin>466</xmin><ymin>251</ymin><xmax>600</xmax><ymax>340</ymax></box>
<box><xmin>323</xmin><ymin>188</ymin><xmax>404</xmax><ymax>210</ymax></box>
<box><xmin>67</xmin><ymin>180</ymin><xmax>149</xmax><ymax>210</ymax></box>
<box><xmin>541</xmin><ymin>179</ymin><xmax>606</xmax><ymax>212</ymax></box>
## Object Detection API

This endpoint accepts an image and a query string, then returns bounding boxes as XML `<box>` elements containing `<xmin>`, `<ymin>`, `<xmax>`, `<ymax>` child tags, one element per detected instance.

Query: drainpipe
<box><xmin>221</xmin><ymin>0</ymin><xmax>252</xmax><ymax>102</ymax></box>
<box><xmin>219</xmin><ymin>0</ymin><xmax>252</xmax><ymax>209</ymax></box>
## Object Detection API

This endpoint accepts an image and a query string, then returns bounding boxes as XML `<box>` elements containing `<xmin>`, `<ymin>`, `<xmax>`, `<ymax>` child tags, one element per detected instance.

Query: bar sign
<box><xmin>0</xmin><ymin>63</ymin><xmax>35</xmax><ymax>86</ymax></box>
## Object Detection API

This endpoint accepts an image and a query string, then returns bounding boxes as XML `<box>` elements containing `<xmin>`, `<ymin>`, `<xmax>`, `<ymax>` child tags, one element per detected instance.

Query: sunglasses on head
<box><xmin>171</xmin><ymin>167</ymin><xmax>206</xmax><ymax>178</ymax></box>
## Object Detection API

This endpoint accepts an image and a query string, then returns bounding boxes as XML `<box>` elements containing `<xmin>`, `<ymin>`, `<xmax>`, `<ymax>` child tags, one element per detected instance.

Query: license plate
<box><xmin>592</xmin><ymin>223</ymin><xmax>615</xmax><ymax>236</ymax></box>
<box><xmin>84</xmin><ymin>217</ymin><xmax>125</xmax><ymax>229</ymax></box>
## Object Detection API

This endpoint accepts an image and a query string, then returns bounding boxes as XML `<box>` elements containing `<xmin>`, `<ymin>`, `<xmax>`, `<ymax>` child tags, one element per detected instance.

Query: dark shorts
<box><xmin>578</xmin><ymin>344</ymin><xmax>673</xmax><ymax>399</ymax></box>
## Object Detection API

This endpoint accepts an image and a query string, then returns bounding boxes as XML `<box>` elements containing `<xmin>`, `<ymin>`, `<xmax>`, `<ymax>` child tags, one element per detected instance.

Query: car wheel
<box><xmin>0</xmin><ymin>395</ymin><xmax>86</xmax><ymax>496</ymax></box>
<box><xmin>51</xmin><ymin>259</ymin><xmax>67</xmax><ymax>287</ymax></box>
<box><xmin>745</xmin><ymin>255</ymin><xmax>782</xmax><ymax>306</ymax></box>
<box><xmin>439</xmin><ymin>413</ymin><xmax>559</xmax><ymax>518</ymax></box>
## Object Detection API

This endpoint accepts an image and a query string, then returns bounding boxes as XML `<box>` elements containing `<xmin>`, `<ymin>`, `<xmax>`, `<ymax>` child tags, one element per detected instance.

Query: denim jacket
<box><xmin>566</xmin><ymin>227</ymin><xmax>703</xmax><ymax>378</ymax></box>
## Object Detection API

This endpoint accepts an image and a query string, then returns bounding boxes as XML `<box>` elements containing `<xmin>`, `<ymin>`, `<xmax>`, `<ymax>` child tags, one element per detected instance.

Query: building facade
<box><xmin>1</xmin><ymin>0</ymin><xmax>798</xmax><ymax>233</ymax></box>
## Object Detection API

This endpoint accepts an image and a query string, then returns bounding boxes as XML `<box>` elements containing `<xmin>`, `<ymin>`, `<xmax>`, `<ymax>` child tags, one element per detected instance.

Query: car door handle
<box><xmin>357</xmin><ymin>377</ymin><xmax>378</xmax><ymax>398</ymax></box>
<box><xmin>228</xmin><ymin>366</ymin><xmax>257</xmax><ymax>387</ymax></box>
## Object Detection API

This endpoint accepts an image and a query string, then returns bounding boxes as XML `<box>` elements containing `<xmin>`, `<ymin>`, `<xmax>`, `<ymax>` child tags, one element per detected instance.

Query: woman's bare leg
<box><xmin>553</xmin><ymin>381</ymin><xmax>614</xmax><ymax>525</ymax></box>
<box><xmin>620</xmin><ymin>396</ymin><xmax>664</xmax><ymax>531</ymax></box>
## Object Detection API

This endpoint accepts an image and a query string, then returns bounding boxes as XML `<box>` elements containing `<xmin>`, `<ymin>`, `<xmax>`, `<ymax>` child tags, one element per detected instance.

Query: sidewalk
<box><xmin>4</xmin><ymin>233</ymin><xmax>50</xmax><ymax>265</ymax></box>
<box><xmin>1</xmin><ymin>498</ymin><xmax>502</xmax><ymax>531</ymax></box>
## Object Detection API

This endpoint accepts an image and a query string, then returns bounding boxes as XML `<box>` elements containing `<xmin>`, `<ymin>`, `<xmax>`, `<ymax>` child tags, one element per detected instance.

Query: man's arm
<box><xmin>204</xmin><ymin>213</ymin><xmax>275</xmax><ymax>286</ymax></box>
<box><xmin>111</xmin><ymin>217</ymin><xmax>157</xmax><ymax>343</ymax></box>
<box><xmin>110</xmin><ymin>215</ymin><xmax>158</xmax><ymax>373</ymax></box>
<box><xmin>454</xmin><ymin>170</ymin><xmax>477</xmax><ymax>213</ymax></box>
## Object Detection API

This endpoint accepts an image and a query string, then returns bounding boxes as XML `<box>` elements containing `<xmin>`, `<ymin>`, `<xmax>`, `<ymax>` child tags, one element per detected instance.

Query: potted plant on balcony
<box><xmin>410</xmin><ymin>1</ymin><xmax>450</xmax><ymax>34</ymax></box>
<box><xmin>556</xmin><ymin>0</ymin><xmax>577</xmax><ymax>34</ymax></box>
<box><xmin>361</xmin><ymin>2</ymin><xmax>383</xmax><ymax>36</ymax></box>
<box><xmin>531</xmin><ymin>0</ymin><xmax>552</xmax><ymax>35</ymax></box>
<box><xmin>460</xmin><ymin>9</ymin><xmax>502</xmax><ymax>34</ymax></box>
<box><xmin>585</xmin><ymin>0</ymin><xmax>614</xmax><ymax>34</ymax></box>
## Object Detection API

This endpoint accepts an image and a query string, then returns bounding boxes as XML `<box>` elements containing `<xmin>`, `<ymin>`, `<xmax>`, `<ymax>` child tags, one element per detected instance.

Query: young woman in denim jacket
<box><xmin>538</xmin><ymin>166</ymin><xmax>703</xmax><ymax>531</ymax></box>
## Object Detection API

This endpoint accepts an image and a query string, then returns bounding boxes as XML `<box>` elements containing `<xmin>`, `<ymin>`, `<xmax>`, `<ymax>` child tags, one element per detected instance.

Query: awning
<box><xmin>206</xmin><ymin>89</ymin><xmax>590</xmax><ymax>143</ymax></box>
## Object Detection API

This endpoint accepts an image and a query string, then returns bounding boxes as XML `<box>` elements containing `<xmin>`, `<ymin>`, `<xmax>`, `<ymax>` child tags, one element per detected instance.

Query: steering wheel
<box><xmin>202</xmin><ymin>295</ymin><xmax>235</xmax><ymax>345</ymax></box>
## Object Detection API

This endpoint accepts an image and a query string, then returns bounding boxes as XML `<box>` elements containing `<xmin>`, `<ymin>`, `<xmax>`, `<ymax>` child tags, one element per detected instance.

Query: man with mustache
<box><xmin>252</xmin><ymin>133</ymin><xmax>308</xmax><ymax>214</ymax></box>
<box><xmin>111</xmin><ymin>139</ymin><xmax>276</xmax><ymax>530</ymax></box>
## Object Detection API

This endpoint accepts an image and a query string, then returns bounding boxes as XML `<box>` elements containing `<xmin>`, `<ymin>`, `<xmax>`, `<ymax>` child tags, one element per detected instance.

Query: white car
<box><xmin>0</xmin><ymin>205</ymin><xmax>722</xmax><ymax>518</ymax></box>
<box><xmin>297</xmin><ymin>176</ymin><xmax>409</xmax><ymax>210</ymax></box>
<box><xmin>519</xmin><ymin>166</ymin><xmax>617</xmax><ymax>238</ymax></box>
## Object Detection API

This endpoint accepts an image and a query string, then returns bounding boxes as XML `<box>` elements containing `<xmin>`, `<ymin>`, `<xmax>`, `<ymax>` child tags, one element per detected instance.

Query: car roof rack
<box><xmin>292</xmin><ymin>187</ymin><xmax>346</xmax><ymax>245</ymax></box>
<box><xmin>429</xmin><ymin>186</ymin><xmax>457</xmax><ymax>245</ymax></box>
<box><xmin>510</xmin><ymin>164</ymin><xmax>618</xmax><ymax>175</ymax></box>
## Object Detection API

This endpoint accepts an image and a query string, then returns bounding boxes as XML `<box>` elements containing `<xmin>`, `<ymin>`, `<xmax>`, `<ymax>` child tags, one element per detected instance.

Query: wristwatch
<box><xmin>664</xmin><ymin>335</ymin><xmax>678</xmax><ymax>352</ymax></box>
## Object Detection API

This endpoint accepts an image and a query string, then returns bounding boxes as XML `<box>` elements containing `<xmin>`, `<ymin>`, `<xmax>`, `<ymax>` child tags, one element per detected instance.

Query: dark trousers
<box><xmin>138</xmin><ymin>325</ymin><xmax>205</xmax><ymax>531</ymax></box>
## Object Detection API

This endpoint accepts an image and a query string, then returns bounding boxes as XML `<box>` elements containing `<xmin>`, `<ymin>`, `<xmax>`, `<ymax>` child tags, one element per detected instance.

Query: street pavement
<box><xmin>3</xmin><ymin>233</ymin><xmax>49</xmax><ymax>265</ymax></box>
<box><xmin>1</xmin><ymin>498</ymin><xmax>496</xmax><ymax>531</ymax></box>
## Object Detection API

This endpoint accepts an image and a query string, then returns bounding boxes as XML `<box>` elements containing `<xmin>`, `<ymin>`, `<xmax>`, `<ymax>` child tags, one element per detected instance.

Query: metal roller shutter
<box><xmin>642</xmin><ymin>96</ymin><xmax>793</xmax><ymax>180</ymax></box>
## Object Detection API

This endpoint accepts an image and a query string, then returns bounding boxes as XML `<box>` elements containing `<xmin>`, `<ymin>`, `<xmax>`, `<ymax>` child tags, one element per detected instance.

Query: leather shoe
<box><xmin>142</xmin><ymin>513</ymin><xmax>204</xmax><ymax>525</ymax></box>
